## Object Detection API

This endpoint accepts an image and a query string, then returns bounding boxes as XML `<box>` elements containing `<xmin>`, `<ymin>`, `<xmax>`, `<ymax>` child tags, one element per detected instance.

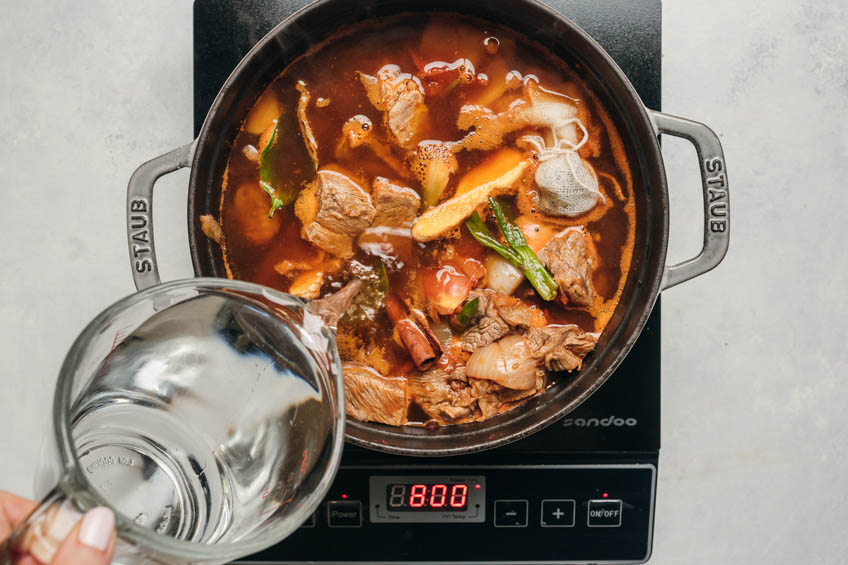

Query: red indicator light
<box><xmin>341</xmin><ymin>493</ymin><xmax>348</xmax><ymax>499</ymax></box>
<box><xmin>474</xmin><ymin>484</ymin><xmax>481</xmax><ymax>490</ymax></box>
<box><xmin>602</xmin><ymin>492</ymin><xmax>609</xmax><ymax>499</ymax></box>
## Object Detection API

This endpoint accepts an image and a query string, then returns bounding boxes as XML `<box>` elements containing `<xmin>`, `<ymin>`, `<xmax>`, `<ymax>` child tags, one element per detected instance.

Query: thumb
<box><xmin>49</xmin><ymin>507</ymin><xmax>115</xmax><ymax>565</ymax></box>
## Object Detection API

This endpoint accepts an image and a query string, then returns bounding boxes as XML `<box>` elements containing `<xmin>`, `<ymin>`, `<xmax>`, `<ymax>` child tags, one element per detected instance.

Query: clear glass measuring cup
<box><xmin>0</xmin><ymin>278</ymin><xmax>345</xmax><ymax>564</ymax></box>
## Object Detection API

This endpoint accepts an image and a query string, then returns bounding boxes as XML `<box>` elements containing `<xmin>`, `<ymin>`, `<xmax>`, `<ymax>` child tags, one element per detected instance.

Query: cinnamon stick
<box><xmin>386</xmin><ymin>294</ymin><xmax>440</xmax><ymax>370</ymax></box>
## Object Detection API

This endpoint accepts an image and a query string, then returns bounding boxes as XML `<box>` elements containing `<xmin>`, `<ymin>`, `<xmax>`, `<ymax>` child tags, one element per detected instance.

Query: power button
<box><xmin>327</xmin><ymin>500</ymin><xmax>362</xmax><ymax>527</ymax></box>
<box><xmin>587</xmin><ymin>499</ymin><xmax>622</xmax><ymax>527</ymax></box>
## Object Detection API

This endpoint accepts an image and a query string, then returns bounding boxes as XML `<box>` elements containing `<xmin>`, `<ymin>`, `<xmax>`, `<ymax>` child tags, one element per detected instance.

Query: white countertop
<box><xmin>2</xmin><ymin>1</ymin><xmax>846</xmax><ymax>563</ymax></box>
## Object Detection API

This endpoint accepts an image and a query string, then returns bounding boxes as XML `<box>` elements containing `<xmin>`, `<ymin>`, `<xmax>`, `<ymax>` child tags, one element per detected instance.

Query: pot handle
<box><xmin>126</xmin><ymin>142</ymin><xmax>196</xmax><ymax>291</ymax></box>
<box><xmin>651</xmin><ymin>111</ymin><xmax>729</xmax><ymax>290</ymax></box>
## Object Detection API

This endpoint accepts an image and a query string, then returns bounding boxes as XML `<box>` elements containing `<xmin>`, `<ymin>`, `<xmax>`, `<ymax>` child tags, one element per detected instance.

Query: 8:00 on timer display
<box><xmin>369</xmin><ymin>475</ymin><xmax>486</xmax><ymax>522</ymax></box>
<box><xmin>386</xmin><ymin>483</ymin><xmax>473</xmax><ymax>511</ymax></box>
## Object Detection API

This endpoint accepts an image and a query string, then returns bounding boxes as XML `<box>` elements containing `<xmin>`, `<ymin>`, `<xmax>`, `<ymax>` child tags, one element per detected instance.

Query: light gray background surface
<box><xmin>1</xmin><ymin>1</ymin><xmax>846</xmax><ymax>563</ymax></box>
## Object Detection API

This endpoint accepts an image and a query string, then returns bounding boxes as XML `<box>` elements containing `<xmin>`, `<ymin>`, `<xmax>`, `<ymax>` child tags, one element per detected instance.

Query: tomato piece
<box><xmin>422</xmin><ymin>265</ymin><xmax>473</xmax><ymax>315</ymax></box>
<box><xmin>421</xmin><ymin>66</ymin><xmax>459</xmax><ymax>97</ymax></box>
<box><xmin>460</xmin><ymin>257</ymin><xmax>486</xmax><ymax>285</ymax></box>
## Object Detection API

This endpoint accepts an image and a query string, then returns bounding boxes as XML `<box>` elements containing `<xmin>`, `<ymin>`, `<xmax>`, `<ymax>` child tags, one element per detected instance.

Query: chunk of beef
<box><xmin>371</xmin><ymin>178</ymin><xmax>421</xmax><ymax>227</ymax></box>
<box><xmin>409</xmin><ymin>366</ymin><xmax>476</xmax><ymax>423</ymax></box>
<box><xmin>295</xmin><ymin>170</ymin><xmax>376</xmax><ymax>258</ymax></box>
<box><xmin>289</xmin><ymin>269</ymin><xmax>324</xmax><ymax>300</ymax></box>
<box><xmin>199</xmin><ymin>214</ymin><xmax>222</xmax><ymax>244</ymax></box>
<box><xmin>492</xmin><ymin>293</ymin><xmax>533</xmax><ymax>327</ymax></box>
<box><xmin>343</xmin><ymin>362</ymin><xmax>407</xmax><ymax>426</ymax></box>
<box><xmin>524</xmin><ymin>325</ymin><xmax>598</xmax><ymax>372</ymax></box>
<box><xmin>360</xmin><ymin>65</ymin><xmax>428</xmax><ymax>150</ymax></box>
<box><xmin>461</xmin><ymin>290</ymin><xmax>508</xmax><ymax>351</ymax></box>
<box><xmin>468</xmin><ymin>368</ymin><xmax>545</xmax><ymax>420</ymax></box>
<box><xmin>308</xmin><ymin>279</ymin><xmax>363</xmax><ymax>329</ymax></box>
<box><xmin>537</xmin><ymin>227</ymin><xmax>597</xmax><ymax>307</ymax></box>
<box><xmin>338</xmin><ymin>116</ymin><xmax>411</xmax><ymax>178</ymax></box>
<box><xmin>295</xmin><ymin>81</ymin><xmax>319</xmax><ymax>168</ymax></box>
<box><xmin>460</xmin><ymin>290</ymin><xmax>535</xmax><ymax>352</ymax></box>
<box><xmin>387</xmin><ymin>85</ymin><xmax>427</xmax><ymax>149</ymax></box>
<box><xmin>462</xmin><ymin>316</ymin><xmax>508</xmax><ymax>353</ymax></box>
<box><xmin>274</xmin><ymin>259</ymin><xmax>315</xmax><ymax>277</ymax></box>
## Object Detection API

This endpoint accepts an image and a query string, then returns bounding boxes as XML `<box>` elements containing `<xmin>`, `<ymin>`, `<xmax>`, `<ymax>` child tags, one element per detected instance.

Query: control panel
<box><xmin>238</xmin><ymin>464</ymin><xmax>656</xmax><ymax>564</ymax></box>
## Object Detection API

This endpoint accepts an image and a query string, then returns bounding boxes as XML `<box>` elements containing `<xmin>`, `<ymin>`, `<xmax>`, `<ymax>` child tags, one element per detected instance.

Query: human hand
<box><xmin>1</xmin><ymin>491</ymin><xmax>116</xmax><ymax>565</ymax></box>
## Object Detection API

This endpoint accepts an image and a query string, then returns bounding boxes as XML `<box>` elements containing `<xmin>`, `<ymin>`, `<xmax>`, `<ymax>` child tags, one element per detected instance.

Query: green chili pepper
<box><xmin>464</xmin><ymin>201</ymin><xmax>558</xmax><ymax>301</ymax></box>
<box><xmin>259</xmin><ymin>120</ymin><xmax>284</xmax><ymax>217</ymax></box>
<box><xmin>455</xmin><ymin>297</ymin><xmax>480</xmax><ymax>328</ymax></box>
<box><xmin>258</xmin><ymin>93</ymin><xmax>318</xmax><ymax>218</ymax></box>
<box><xmin>466</xmin><ymin>211</ymin><xmax>521</xmax><ymax>266</ymax></box>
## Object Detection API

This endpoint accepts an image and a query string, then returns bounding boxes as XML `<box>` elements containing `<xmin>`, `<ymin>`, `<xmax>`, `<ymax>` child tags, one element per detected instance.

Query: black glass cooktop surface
<box><xmin>194</xmin><ymin>1</ymin><xmax>661</xmax><ymax>562</ymax></box>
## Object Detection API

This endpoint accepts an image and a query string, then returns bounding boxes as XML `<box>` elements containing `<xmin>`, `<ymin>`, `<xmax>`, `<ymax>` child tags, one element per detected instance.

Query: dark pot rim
<box><xmin>148</xmin><ymin>0</ymin><xmax>728</xmax><ymax>456</ymax></box>
<box><xmin>186</xmin><ymin>0</ymin><xmax>668</xmax><ymax>456</ymax></box>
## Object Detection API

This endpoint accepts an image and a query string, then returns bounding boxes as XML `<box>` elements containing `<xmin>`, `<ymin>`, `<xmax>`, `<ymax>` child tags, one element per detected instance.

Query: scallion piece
<box><xmin>488</xmin><ymin>197</ymin><xmax>558</xmax><ymax>301</ymax></box>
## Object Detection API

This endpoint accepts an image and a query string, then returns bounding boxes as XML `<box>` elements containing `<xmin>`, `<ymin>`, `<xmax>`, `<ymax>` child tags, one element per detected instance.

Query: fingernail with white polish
<box><xmin>78</xmin><ymin>507</ymin><xmax>115</xmax><ymax>551</ymax></box>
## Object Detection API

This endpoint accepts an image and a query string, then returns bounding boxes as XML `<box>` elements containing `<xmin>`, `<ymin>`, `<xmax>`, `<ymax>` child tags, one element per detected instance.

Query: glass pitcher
<box><xmin>0</xmin><ymin>279</ymin><xmax>345</xmax><ymax>564</ymax></box>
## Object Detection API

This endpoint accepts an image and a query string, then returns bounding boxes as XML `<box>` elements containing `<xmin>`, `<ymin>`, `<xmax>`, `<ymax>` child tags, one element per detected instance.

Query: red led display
<box><xmin>430</xmin><ymin>484</ymin><xmax>447</xmax><ymax>507</ymax></box>
<box><xmin>409</xmin><ymin>484</ymin><xmax>426</xmax><ymax>507</ymax></box>
<box><xmin>449</xmin><ymin>484</ymin><xmax>468</xmax><ymax>508</ymax></box>
<box><xmin>387</xmin><ymin>483</ymin><xmax>471</xmax><ymax>511</ymax></box>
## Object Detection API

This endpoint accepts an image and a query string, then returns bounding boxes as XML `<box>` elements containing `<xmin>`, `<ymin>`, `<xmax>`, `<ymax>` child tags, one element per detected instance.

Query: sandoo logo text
<box><xmin>562</xmin><ymin>416</ymin><xmax>637</xmax><ymax>427</ymax></box>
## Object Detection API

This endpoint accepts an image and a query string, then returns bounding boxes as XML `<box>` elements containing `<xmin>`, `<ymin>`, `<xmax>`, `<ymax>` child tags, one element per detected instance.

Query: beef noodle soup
<box><xmin>202</xmin><ymin>13</ymin><xmax>636</xmax><ymax>428</ymax></box>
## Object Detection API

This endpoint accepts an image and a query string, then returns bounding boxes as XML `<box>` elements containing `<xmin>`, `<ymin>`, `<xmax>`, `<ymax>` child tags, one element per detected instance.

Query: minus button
<box><xmin>494</xmin><ymin>500</ymin><xmax>528</xmax><ymax>527</ymax></box>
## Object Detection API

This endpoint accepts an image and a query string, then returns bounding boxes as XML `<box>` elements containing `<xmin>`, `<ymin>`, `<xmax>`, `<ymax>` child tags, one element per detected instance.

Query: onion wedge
<box><xmin>466</xmin><ymin>334</ymin><xmax>537</xmax><ymax>390</ymax></box>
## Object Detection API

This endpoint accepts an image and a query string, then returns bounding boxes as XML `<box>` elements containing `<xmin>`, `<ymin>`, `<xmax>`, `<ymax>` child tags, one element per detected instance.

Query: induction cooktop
<box><xmin>193</xmin><ymin>1</ymin><xmax>662</xmax><ymax>562</ymax></box>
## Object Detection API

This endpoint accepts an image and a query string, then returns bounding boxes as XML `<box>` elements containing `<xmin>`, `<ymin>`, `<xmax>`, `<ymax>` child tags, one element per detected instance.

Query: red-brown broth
<box><xmin>218</xmin><ymin>13</ymin><xmax>636</xmax><ymax>425</ymax></box>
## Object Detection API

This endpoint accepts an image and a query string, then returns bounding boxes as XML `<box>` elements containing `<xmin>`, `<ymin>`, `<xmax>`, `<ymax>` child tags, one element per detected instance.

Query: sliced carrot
<box><xmin>455</xmin><ymin>148</ymin><xmax>526</xmax><ymax>197</ymax></box>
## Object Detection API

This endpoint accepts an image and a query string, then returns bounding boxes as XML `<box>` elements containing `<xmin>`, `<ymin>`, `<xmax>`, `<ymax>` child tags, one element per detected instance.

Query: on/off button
<box><xmin>587</xmin><ymin>499</ymin><xmax>622</xmax><ymax>527</ymax></box>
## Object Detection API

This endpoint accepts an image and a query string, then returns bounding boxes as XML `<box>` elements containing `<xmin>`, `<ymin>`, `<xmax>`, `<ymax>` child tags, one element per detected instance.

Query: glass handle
<box><xmin>0</xmin><ymin>486</ymin><xmax>83</xmax><ymax>565</ymax></box>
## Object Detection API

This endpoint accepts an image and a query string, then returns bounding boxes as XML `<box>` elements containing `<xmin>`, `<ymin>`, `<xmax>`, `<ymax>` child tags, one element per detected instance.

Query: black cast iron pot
<box><xmin>126</xmin><ymin>0</ymin><xmax>730</xmax><ymax>456</ymax></box>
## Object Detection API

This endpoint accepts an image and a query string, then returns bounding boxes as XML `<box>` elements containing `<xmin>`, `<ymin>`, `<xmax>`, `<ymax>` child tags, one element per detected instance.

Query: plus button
<box><xmin>541</xmin><ymin>500</ymin><xmax>576</xmax><ymax>527</ymax></box>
